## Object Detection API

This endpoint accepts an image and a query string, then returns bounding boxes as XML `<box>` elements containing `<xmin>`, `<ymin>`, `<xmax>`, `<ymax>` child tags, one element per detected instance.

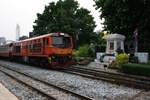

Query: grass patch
<box><xmin>121</xmin><ymin>63</ymin><xmax>150</xmax><ymax>77</ymax></box>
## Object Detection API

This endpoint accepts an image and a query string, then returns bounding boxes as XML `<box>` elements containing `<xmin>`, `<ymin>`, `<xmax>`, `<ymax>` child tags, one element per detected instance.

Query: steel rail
<box><xmin>62</xmin><ymin>66</ymin><xmax>150</xmax><ymax>90</ymax></box>
<box><xmin>72</xmin><ymin>66</ymin><xmax>150</xmax><ymax>81</ymax></box>
<box><xmin>0</xmin><ymin>64</ymin><xmax>93</xmax><ymax>100</ymax></box>
<box><xmin>0</xmin><ymin>67</ymin><xmax>56</xmax><ymax>100</ymax></box>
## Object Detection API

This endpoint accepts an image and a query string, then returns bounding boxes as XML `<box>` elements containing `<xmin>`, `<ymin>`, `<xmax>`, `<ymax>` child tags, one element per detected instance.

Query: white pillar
<box><xmin>106</xmin><ymin>41</ymin><xmax>109</xmax><ymax>53</ymax></box>
<box><xmin>114</xmin><ymin>40</ymin><xmax>117</xmax><ymax>53</ymax></box>
<box><xmin>121</xmin><ymin>41</ymin><xmax>124</xmax><ymax>51</ymax></box>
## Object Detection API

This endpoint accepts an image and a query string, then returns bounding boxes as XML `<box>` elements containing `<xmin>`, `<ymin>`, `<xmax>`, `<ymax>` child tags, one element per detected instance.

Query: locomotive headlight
<box><xmin>48</xmin><ymin>57</ymin><xmax>51</xmax><ymax>63</ymax></box>
<box><xmin>51</xmin><ymin>56</ymin><xmax>56</xmax><ymax>60</ymax></box>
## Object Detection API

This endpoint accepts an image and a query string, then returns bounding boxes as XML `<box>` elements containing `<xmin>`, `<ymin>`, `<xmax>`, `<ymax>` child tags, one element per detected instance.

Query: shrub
<box><xmin>88</xmin><ymin>44</ymin><xmax>95</xmax><ymax>57</ymax></box>
<box><xmin>74</xmin><ymin>44</ymin><xmax>96</xmax><ymax>58</ymax></box>
<box><xmin>148</xmin><ymin>60</ymin><xmax>150</xmax><ymax>65</ymax></box>
<box><xmin>129</xmin><ymin>56</ymin><xmax>138</xmax><ymax>63</ymax></box>
<box><xmin>116</xmin><ymin>53</ymin><xmax>129</xmax><ymax>67</ymax></box>
<box><xmin>74</xmin><ymin>45</ymin><xmax>90</xmax><ymax>57</ymax></box>
<box><xmin>109</xmin><ymin>60</ymin><xmax>119</xmax><ymax>69</ymax></box>
<box><xmin>129</xmin><ymin>53</ymin><xmax>138</xmax><ymax>63</ymax></box>
<box><xmin>116</xmin><ymin>48</ymin><xmax>123</xmax><ymax>54</ymax></box>
<box><xmin>121</xmin><ymin>63</ymin><xmax>150</xmax><ymax>76</ymax></box>
<box><xmin>95</xmin><ymin>44</ymin><xmax>106</xmax><ymax>52</ymax></box>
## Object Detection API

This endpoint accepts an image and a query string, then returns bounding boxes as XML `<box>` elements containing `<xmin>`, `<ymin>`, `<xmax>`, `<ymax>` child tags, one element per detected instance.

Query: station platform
<box><xmin>0</xmin><ymin>83</ymin><xmax>18</xmax><ymax>100</ymax></box>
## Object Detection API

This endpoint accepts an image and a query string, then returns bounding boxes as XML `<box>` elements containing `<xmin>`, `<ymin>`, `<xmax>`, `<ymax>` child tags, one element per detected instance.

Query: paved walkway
<box><xmin>0</xmin><ymin>83</ymin><xmax>18</xmax><ymax>100</ymax></box>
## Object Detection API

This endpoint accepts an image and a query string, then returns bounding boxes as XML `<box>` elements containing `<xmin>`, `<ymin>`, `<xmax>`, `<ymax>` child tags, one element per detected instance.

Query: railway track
<box><xmin>0</xmin><ymin>64</ymin><xmax>93</xmax><ymax>100</ymax></box>
<box><xmin>62</xmin><ymin>66</ymin><xmax>150</xmax><ymax>90</ymax></box>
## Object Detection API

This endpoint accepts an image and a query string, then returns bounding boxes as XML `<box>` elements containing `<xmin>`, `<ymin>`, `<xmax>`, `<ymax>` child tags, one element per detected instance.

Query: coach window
<box><xmin>38</xmin><ymin>39</ymin><xmax>40</xmax><ymax>42</ymax></box>
<box><xmin>9</xmin><ymin>43</ymin><xmax>13</xmax><ymax>47</ymax></box>
<box><xmin>15</xmin><ymin>45</ymin><xmax>21</xmax><ymax>53</ymax></box>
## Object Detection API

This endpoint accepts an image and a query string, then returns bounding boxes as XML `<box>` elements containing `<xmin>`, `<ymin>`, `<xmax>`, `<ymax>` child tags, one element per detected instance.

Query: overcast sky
<box><xmin>0</xmin><ymin>0</ymin><xmax>103</xmax><ymax>41</ymax></box>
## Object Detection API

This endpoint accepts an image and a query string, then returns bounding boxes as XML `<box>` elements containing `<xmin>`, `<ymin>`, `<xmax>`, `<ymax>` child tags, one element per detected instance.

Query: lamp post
<box><xmin>134</xmin><ymin>28</ymin><xmax>138</xmax><ymax>53</ymax></box>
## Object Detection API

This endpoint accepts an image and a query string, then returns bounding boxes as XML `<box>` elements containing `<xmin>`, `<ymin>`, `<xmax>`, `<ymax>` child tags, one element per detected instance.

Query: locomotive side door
<box><xmin>43</xmin><ymin>38</ymin><xmax>49</xmax><ymax>55</ymax></box>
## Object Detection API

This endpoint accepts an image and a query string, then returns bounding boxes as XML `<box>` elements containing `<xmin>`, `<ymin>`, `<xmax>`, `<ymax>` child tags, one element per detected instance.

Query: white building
<box><xmin>104</xmin><ymin>33</ymin><xmax>125</xmax><ymax>55</ymax></box>
<box><xmin>0</xmin><ymin>37</ymin><xmax>6</xmax><ymax>45</ymax></box>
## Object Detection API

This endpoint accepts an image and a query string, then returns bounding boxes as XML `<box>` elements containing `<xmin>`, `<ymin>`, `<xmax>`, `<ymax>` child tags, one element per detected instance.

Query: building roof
<box><xmin>104</xmin><ymin>33</ymin><xmax>125</xmax><ymax>40</ymax></box>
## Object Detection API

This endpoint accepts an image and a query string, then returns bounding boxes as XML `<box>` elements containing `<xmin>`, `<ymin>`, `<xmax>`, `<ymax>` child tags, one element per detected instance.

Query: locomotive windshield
<box><xmin>52</xmin><ymin>37</ymin><xmax>71</xmax><ymax>48</ymax></box>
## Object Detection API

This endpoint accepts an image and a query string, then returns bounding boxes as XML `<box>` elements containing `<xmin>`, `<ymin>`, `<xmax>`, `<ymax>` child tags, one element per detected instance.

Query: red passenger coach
<box><xmin>0</xmin><ymin>43</ymin><xmax>13</xmax><ymax>57</ymax></box>
<box><xmin>0</xmin><ymin>33</ymin><xmax>75</xmax><ymax>68</ymax></box>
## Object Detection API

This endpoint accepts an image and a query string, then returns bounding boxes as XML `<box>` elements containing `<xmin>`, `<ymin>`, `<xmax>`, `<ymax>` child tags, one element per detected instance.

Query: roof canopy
<box><xmin>104</xmin><ymin>33</ymin><xmax>125</xmax><ymax>41</ymax></box>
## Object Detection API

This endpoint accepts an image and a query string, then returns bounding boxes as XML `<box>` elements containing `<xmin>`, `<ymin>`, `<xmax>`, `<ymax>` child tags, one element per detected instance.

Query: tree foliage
<box><xmin>33</xmin><ymin>0</ymin><xmax>96</xmax><ymax>46</ymax></box>
<box><xmin>93</xmin><ymin>31</ymin><xmax>106</xmax><ymax>52</ymax></box>
<box><xmin>19</xmin><ymin>35</ymin><xmax>28</xmax><ymax>40</ymax></box>
<box><xmin>94</xmin><ymin>0</ymin><xmax>150</xmax><ymax>52</ymax></box>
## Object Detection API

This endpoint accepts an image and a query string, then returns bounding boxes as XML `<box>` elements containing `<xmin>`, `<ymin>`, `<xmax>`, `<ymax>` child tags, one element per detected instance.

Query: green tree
<box><xmin>19</xmin><ymin>35</ymin><xmax>28</xmax><ymax>40</ymax></box>
<box><xmin>94</xmin><ymin>0</ymin><xmax>150</xmax><ymax>52</ymax></box>
<box><xmin>94</xmin><ymin>31</ymin><xmax>106</xmax><ymax>52</ymax></box>
<box><xmin>33</xmin><ymin>0</ymin><xmax>96</xmax><ymax>47</ymax></box>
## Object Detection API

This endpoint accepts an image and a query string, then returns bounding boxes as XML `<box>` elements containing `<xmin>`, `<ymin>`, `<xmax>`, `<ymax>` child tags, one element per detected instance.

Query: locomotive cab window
<box><xmin>52</xmin><ymin>36</ymin><xmax>71</xmax><ymax>48</ymax></box>
<box><xmin>52</xmin><ymin>37</ymin><xmax>63</xmax><ymax>45</ymax></box>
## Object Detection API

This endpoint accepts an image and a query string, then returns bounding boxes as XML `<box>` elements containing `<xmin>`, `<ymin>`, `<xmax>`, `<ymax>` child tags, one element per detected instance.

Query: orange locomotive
<box><xmin>0</xmin><ymin>33</ymin><xmax>75</xmax><ymax>68</ymax></box>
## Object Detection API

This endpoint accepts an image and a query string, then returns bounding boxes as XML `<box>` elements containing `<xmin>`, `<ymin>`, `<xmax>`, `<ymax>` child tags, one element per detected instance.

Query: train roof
<box><xmin>0</xmin><ymin>42</ymin><xmax>13</xmax><ymax>46</ymax></box>
<box><xmin>15</xmin><ymin>33</ymin><xmax>71</xmax><ymax>43</ymax></box>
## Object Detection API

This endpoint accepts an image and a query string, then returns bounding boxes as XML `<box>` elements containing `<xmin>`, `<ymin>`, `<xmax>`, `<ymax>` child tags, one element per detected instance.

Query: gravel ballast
<box><xmin>0</xmin><ymin>71</ymin><xmax>48</xmax><ymax>100</ymax></box>
<box><xmin>0</xmin><ymin>60</ymin><xmax>144</xmax><ymax>100</ymax></box>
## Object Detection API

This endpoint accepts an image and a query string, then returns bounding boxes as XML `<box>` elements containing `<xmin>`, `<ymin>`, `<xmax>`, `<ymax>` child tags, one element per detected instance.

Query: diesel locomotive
<box><xmin>0</xmin><ymin>33</ymin><xmax>75</xmax><ymax>68</ymax></box>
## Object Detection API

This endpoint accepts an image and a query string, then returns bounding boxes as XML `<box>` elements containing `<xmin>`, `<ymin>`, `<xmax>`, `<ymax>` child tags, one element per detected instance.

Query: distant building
<box><xmin>0</xmin><ymin>37</ymin><xmax>6</xmax><ymax>45</ymax></box>
<box><xmin>6</xmin><ymin>40</ymin><xmax>15</xmax><ymax>44</ymax></box>
<box><xmin>29</xmin><ymin>32</ymin><xmax>37</xmax><ymax>38</ymax></box>
<box><xmin>16</xmin><ymin>24</ymin><xmax>20</xmax><ymax>41</ymax></box>
<box><xmin>29</xmin><ymin>32</ymin><xmax>34</xmax><ymax>38</ymax></box>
